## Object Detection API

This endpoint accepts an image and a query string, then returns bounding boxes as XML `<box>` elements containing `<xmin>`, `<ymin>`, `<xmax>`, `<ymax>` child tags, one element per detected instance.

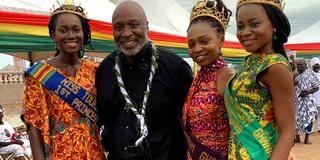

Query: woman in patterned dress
<box><xmin>23</xmin><ymin>3</ymin><xmax>105</xmax><ymax>160</ymax></box>
<box><xmin>182</xmin><ymin>0</ymin><xmax>233</xmax><ymax>159</ymax></box>
<box><xmin>224</xmin><ymin>0</ymin><xmax>295</xmax><ymax>159</ymax></box>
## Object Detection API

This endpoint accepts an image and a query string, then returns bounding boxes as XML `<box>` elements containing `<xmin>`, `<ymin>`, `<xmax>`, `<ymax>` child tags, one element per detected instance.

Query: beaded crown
<box><xmin>50</xmin><ymin>1</ymin><xmax>87</xmax><ymax>18</ymax></box>
<box><xmin>237</xmin><ymin>0</ymin><xmax>285</xmax><ymax>11</ymax></box>
<box><xmin>190</xmin><ymin>0</ymin><xmax>231</xmax><ymax>31</ymax></box>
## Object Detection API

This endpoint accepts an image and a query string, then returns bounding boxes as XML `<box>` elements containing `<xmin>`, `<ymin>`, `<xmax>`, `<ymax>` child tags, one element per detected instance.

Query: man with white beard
<box><xmin>95</xmin><ymin>1</ymin><xmax>193</xmax><ymax>159</ymax></box>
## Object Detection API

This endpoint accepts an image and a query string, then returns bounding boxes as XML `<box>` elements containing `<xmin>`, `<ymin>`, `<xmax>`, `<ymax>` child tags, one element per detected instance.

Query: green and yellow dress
<box><xmin>224</xmin><ymin>54</ymin><xmax>290</xmax><ymax>160</ymax></box>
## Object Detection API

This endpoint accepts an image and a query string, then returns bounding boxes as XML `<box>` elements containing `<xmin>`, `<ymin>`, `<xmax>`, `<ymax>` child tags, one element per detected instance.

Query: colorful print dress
<box><xmin>224</xmin><ymin>54</ymin><xmax>290</xmax><ymax>159</ymax></box>
<box><xmin>23</xmin><ymin>60</ymin><xmax>105</xmax><ymax>160</ymax></box>
<box><xmin>182</xmin><ymin>58</ymin><xmax>230</xmax><ymax>160</ymax></box>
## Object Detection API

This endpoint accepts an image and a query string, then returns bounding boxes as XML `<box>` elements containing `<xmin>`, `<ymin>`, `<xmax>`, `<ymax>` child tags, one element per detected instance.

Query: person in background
<box><xmin>294</xmin><ymin>59</ymin><xmax>319</xmax><ymax>144</ymax></box>
<box><xmin>310</xmin><ymin>57</ymin><xmax>320</xmax><ymax>133</ymax></box>
<box><xmin>0</xmin><ymin>105</ymin><xmax>26</xmax><ymax>160</ymax></box>
<box><xmin>224</xmin><ymin>0</ymin><xmax>295</xmax><ymax>159</ymax></box>
<box><xmin>95</xmin><ymin>1</ymin><xmax>193</xmax><ymax>159</ymax></box>
<box><xmin>23</xmin><ymin>3</ymin><xmax>105</xmax><ymax>160</ymax></box>
<box><xmin>182</xmin><ymin>0</ymin><xmax>233</xmax><ymax>159</ymax></box>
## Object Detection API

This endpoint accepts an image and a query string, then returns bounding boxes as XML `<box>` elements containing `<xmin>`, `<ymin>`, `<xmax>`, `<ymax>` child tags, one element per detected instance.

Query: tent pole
<box><xmin>28</xmin><ymin>52</ymin><xmax>33</xmax><ymax>66</ymax></box>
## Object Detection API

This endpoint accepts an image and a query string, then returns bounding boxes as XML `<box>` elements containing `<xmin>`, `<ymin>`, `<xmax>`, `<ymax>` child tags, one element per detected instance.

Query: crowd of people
<box><xmin>0</xmin><ymin>0</ymin><xmax>318</xmax><ymax>159</ymax></box>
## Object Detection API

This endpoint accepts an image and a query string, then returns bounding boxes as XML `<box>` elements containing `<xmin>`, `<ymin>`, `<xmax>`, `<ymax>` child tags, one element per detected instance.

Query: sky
<box><xmin>0</xmin><ymin>53</ymin><xmax>13</xmax><ymax>69</ymax></box>
<box><xmin>1</xmin><ymin>0</ymin><xmax>319</xmax><ymax>68</ymax></box>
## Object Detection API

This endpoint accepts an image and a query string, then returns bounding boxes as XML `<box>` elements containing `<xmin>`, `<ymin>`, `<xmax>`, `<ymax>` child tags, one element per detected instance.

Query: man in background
<box><xmin>294</xmin><ymin>59</ymin><xmax>319</xmax><ymax>144</ymax></box>
<box><xmin>0</xmin><ymin>104</ymin><xmax>27</xmax><ymax>160</ymax></box>
<box><xmin>310</xmin><ymin>58</ymin><xmax>320</xmax><ymax>133</ymax></box>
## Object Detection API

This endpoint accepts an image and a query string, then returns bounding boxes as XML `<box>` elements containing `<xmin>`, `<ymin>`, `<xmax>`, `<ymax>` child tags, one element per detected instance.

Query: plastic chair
<box><xmin>0</xmin><ymin>153</ymin><xmax>14</xmax><ymax>160</ymax></box>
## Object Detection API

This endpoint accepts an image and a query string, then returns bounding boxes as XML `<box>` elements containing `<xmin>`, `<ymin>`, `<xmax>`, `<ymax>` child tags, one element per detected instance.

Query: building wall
<box><xmin>0</xmin><ymin>83</ymin><xmax>24</xmax><ymax>127</ymax></box>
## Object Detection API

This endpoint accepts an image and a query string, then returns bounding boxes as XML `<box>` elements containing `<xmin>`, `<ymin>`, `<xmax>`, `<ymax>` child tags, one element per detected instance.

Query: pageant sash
<box><xmin>224</xmin><ymin>80</ymin><xmax>278</xmax><ymax>160</ymax></box>
<box><xmin>25</xmin><ymin>62</ymin><xmax>98</xmax><ymax>123</ymax></box>
<box><xmin>183</xmin><ymin>129</ymin><xmax>224</xmax><ymax>160</ymax></box>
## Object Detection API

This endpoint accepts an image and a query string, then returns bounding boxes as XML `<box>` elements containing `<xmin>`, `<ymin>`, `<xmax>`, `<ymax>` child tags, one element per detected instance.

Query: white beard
<box><xmin>117</xmin><ymin>34</ymin><xmax>148</xmax><ymax>57</ymax></box>
<box><xmin>119</xmin><ymin>43</ymin><xmax>144</xmax><ymax>56</ymax></box>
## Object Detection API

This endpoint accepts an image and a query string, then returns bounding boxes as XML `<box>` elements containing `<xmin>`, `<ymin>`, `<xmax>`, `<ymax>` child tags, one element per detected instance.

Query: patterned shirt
<box><xmin>295</xmin><ymin>69</ymin><xmax>320</xmax><ymax>134</ymax></box>
<box><xmin>23</xmin><ymin>60</ymin><xmax>105</xmax><ymax>160</ymax></box>
<box><xmin>183</xmin><ymin>57</ymin><xmax>230</xmax><ymax>160</ymax></box>
<box><xmin>226</xmin><ymin>54</ymin><xmax>290</xmax><ymax>159</ymax></box>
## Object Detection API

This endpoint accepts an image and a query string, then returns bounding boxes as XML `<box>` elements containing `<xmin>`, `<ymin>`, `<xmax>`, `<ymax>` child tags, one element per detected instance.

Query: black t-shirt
<box><xmin>96</xmin><ymin>43</ymin><xmax>193</xmax><ymax>160</ymax></box>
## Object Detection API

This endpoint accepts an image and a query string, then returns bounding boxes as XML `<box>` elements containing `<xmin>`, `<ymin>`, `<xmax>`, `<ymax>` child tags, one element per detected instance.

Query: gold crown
<box><xmin>237</xmin><ymin>0</ymin><xmax>285</xmax><ymax>11</ymax></box>
<box><xmin>50</xmin><ymin>2</ymin><xmax>87</xmax><ymax>18</ymax></box>
<box><xmin>190</xmin><ymin>0</ymin><xmax>231</xmax><ymax>32</ymax></box>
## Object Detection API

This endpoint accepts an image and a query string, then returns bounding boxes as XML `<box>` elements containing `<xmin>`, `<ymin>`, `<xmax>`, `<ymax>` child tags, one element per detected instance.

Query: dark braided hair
<box><xmin>187</xmin><ymin>0</ymin><xmax>232</xmax><ymax>35</ymax></box>
<box><xmin>48</xmin><ymin>12</ymin><xmax>92</xmax><ymax>57</ymax></box>
<box><xmin>263</xmin><ymin>4</ymin><xmax>291</xmax><ymax>59</ymax></box>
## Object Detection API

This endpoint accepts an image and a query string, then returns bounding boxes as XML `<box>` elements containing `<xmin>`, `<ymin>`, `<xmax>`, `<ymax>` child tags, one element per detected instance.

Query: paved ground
<box><xmin>292</xmin><ymin>132</ymin><xmax>320</xmax><ymax>160</ymax></box>
<box><xmin>292</xmin><ymin>117</ymin><xmax>320</xmax><ymax>160</ymax></box>
<box><xmin>3</xmin><ymin>105</ymin><xmax>320</xmax><ymax>160</ymax></box>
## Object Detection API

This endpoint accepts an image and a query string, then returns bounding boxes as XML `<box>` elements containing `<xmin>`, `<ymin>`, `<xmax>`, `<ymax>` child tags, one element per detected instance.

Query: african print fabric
<box><xmin>23</xmin><ymin>60</ymin><xmax>105</xmax><ymax>160</ymax></box>
<box><xmin>182</xmin><ymin>57</ymin><xmax>230</xmax><ymax>160</ymax></box>
<box><xmin>225</xmin><ymin>54</ymin><xmax>290</xmax><ymax>160</ymax></box>
<box><xmin>295</xmin><ymin>69</ymin><xmax>320</xmax><ymax>134</ymax></box>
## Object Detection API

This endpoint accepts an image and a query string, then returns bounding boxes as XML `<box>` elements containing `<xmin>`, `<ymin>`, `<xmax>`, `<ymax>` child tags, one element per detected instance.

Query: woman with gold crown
<box><xmin>182</xmin><ymin>0</ymin><xmax>234</xmax><ymax>159</ymax></box>
<box><xmin>22</xmin><ymin>2</ymin><xmax>105</xmax><ymax>160</ymax></box>
<box><xmin>224</xmin><ymin>0</ymin><xmax>295</xmax><ymax>159</ymax></box>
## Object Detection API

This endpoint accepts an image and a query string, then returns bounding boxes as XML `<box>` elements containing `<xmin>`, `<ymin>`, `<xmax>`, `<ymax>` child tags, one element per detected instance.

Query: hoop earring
<box><xmin>78</xmin><ymin>47</ymin><xmax>85</xmax><ymax>58</ymax></box>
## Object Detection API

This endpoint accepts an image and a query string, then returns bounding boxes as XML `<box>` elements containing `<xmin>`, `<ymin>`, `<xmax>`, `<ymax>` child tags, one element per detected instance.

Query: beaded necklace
<box><xmin>114</xmin><ymin>42</ymin><xmax>158</xmax><ymax>146</ymax></box>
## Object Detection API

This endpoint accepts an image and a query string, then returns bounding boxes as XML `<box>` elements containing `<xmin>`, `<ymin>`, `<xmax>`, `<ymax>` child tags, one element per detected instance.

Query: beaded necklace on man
<box><xmin>114</xmin><ymin>42</ymin><xmax>159</xmax><ymax>146</ymax></box>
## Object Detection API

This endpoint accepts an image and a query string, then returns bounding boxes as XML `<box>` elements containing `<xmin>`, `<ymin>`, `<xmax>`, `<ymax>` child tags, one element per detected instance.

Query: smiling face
<box><xmin>236</xmin><ymin>4</ymin><xmax>274</xmax><ymax>54</ymax></box>
<box><xmin>112</xmin><ymin>2</ymin><xmax>149</xmax><ymax>57</ymax></box>
<box><xmin>51</xmin><ymin>13</ymin><xmax>84</xmax><ymax>55</ymax></box>
<box><xmin>187</xmin><ymin>21</ymin><xmax>224</xmax><ymax>67</ymax></box>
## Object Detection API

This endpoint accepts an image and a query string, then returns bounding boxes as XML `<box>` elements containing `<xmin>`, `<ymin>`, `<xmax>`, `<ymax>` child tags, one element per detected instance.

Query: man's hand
<box><xmin>300</xmin><ymin>91</ymin><xmax>310</xmax><ymax>97</ymax></box>
<box><xmin>14</xmin><ymin>140</ymin><xmax>24</xmax><ymax>145</ymax></box>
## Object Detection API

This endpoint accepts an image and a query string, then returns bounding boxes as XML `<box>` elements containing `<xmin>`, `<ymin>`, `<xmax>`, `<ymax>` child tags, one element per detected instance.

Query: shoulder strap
<box><xmin>25</xmin><ymin>62</ymin><xmax>98</xmax><ymax>123</ymax></box>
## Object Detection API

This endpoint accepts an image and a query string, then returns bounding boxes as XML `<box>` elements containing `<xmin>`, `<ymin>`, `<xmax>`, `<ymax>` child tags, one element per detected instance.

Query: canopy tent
<box><xmin>0</xmin><ymin>0</ymin><xmax>250</xmax><ymax>64</ymax></box>
<box><xmin>286</xmin><ymin>20</ymin><xmax>320</xmax><ymax>58</ymax></box>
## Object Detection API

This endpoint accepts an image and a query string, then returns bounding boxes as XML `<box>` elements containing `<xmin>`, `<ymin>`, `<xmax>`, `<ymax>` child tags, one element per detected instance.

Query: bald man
<box><xmin>96</xmin><ymin>1</ymin><xmax>193</xmax><ymax>159</ymax></box>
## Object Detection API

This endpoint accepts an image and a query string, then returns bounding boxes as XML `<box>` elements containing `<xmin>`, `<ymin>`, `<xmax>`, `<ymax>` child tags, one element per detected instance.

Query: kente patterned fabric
<box><xmin>23</xmin><ymin>60</ymin><xmax>105</xmax><ymax>160</ymax></box>
<box><xmin>295</xmin><ymin>69</ymin><xmax>320</xmax><ymax>134</ymax></box>
<box><xmin>182</xmin><ymin>57</ymin><xmax>230</xmax><ymax>160</ymax></box>
<box><xmin>224</xmin><ymin>54</ymin><xmax>290</xmax><ymax>159</ymax></box>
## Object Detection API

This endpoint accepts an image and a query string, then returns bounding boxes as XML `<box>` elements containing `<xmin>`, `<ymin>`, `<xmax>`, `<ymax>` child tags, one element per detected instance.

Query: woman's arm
<box><xmin>217</xmin><ymin>67</ymin><xmax>236</xmax><ymax>96</ymax></box>
<box><xmin>28</xmin><ymin>126</ymin><xmax>45</xmax><ymax>160</ymax></box>
<box><xmin>260</xmin><ymin>64</ymin><xmax>295</xmax><ymax>160</ymax></box>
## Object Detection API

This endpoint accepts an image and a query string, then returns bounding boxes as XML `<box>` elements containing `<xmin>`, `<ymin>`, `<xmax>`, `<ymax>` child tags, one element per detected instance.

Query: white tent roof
<box><xmin>0</xmin><ymin>0</ymin><xmax>181</xmax><ymax>35</ymax></box>
<box><xmin>288</xmin><ymin>20</ymin><xmax>320</xmax><ymax>44</ymax></box>
<box><xmin>110</xmin><ymin>0</ymin><xmax>239</xmax><ymax>42</ymax></box>
<box><xmin>0</xmin><ymin>0</ymin><xmax>239</xmax><ymax>41</ymax></box>
<box><xmin>0</xmin><ymin>0</ymin><xmax>115</xmax><ymax>21</ymax></box>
